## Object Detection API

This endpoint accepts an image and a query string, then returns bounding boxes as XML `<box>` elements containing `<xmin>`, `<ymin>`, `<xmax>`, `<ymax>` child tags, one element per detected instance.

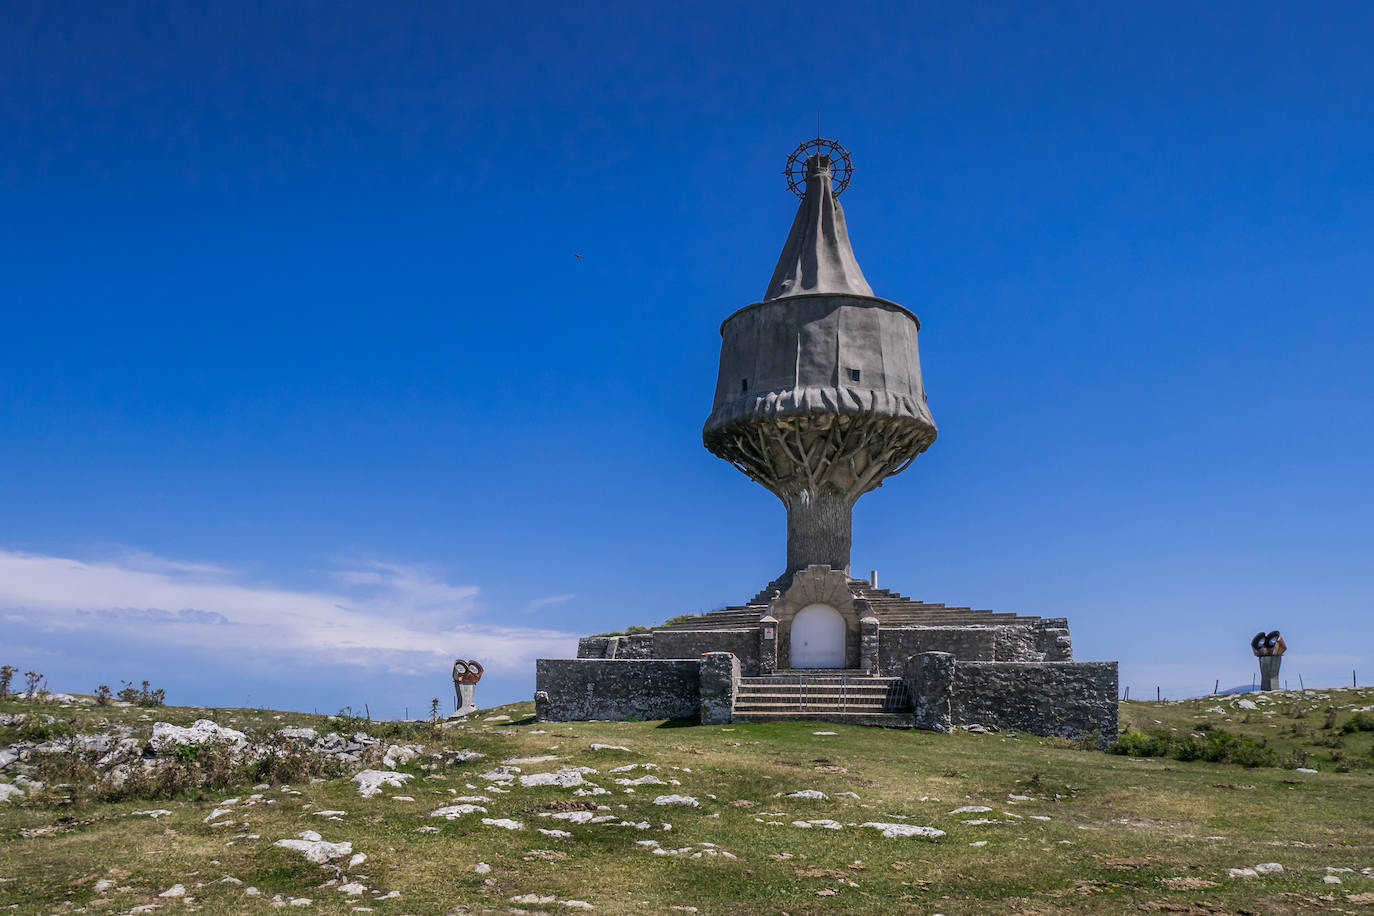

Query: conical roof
<box><xmin>763</xmin><ymin>153</ymin><xmax>873</xmax><ymax>301</ymax></box>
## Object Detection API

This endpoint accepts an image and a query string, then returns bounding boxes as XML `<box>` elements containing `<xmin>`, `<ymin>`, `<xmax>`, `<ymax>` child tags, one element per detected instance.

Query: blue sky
<box><xmin>2</xmin><ymin>1</ymin><xmax>1371</xmax><ymax>715</ymax></box>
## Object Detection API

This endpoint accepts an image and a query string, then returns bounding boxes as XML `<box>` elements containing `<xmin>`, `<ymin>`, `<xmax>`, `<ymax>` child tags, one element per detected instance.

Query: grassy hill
<box><xmin>2</xmin><ymin>687</ymin><xmax>1373</xmax><ymax>914</ymax></box>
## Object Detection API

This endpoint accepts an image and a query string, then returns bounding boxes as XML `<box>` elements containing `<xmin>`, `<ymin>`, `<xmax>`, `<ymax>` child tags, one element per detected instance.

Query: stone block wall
<box><xmin>877</xmin><ymin>624</ymin><xmax>1076</xmax><ymax>674</ymax></box>
<box><xmin>877</xmin><ymin>628</ymin><xmax>995</xmax><ymax>673</ymax></box>
<box><xmin>652</xmin><ymin>629</ymin><xmax>761</xmax><ymax>676</ymax></box>
<box><xmin>534</xmin><ymin>659</ymin><xmax>701</xmax><ymax>722</ymax></box>
<box><xmin>577</xmin><ymin>636</ymin><xmax>616</xmax><ymax>659</ymax></box>
<box><xmin>907</xmin><ymin>652</ymin><xmax>955</xmax><ymax>733</ymax></box>
<box><xmin>698</xmin><ymin>652</ymin><xmax>740</xmax><ymax>725</ymax></box>
<box><xmin>1036</xmin><ymin>625</ymin><xmax>1073</xmax><ymax>661</ymax></box>
<box><xmin>950</xmin><ymin>661</ymin><xmax>1117</xmax><ymax>741</ymax></box>
<box><xmin>576</xmin><ymin>633</ymin><xmax>656</xmax><ymax>660</ymax></box>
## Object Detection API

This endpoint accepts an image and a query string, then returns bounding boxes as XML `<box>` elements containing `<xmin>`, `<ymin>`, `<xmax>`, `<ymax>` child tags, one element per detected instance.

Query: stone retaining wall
<box><xmin>534</xmin><ymin>659</ymin><xmax>701</xmax><ymax>722</ymax></box>
<box><xmin>904</xmin><ymin>652</ymin><xmax>1117</xmax><ymax>742</ymax></box>
<box><xmin>951</xmin><ymin>660</ymin><xmax>1116</xmax><ymax>740</ymax></box>
<box><xmin>652</xmin><ymin>629</ymin><xmax>761</xmax><ymax>676</ymax></box>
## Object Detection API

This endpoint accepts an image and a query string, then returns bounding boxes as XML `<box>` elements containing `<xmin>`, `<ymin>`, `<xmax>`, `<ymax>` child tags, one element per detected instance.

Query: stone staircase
<box><xmin>731</xmin><ymin>672</ymin><xmax>914</xmax><ymax>726</ymax></box>
<box><xmin>653</xmin><ymin>576</ymin><xmax>1047</xmax><ymax>631</ymax></box>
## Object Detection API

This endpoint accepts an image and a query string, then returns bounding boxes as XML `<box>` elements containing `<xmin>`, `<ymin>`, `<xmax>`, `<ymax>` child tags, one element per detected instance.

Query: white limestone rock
<box><xmin>149</xmin><ymin>719</ymin><xmax>247</xmax><ymax>753</ymax></box>
<box><xmin>653</xmin><ymin>795</ymin><xmax>700</xmax><ymax>807</ymax></box>
<box><xmin>274</xmin><ymin>831</ymin><xmax>353</xmax><ymax>864</ymax></box>
<box><xmin>275</xmin><ymin>727</ymin><xmax>318</xmax><ymax>741</ymax></box>
<box><xmin>481</xmin><ymin>817</ymin><xmax>523</xmax><ymax>830</ymax></box>
<box><xmin>429</xmin><ymin>804</ymin><xmax>487</xmax><ymax>819</ymax></box>
<box><xmin>352</xmin><ymin>769</ymin><xmax>413</xmax><ymax>798</ymax></box>
<box><xmin>519</xmin><ymin>771</ymin><xmax>585</xmax><ymax>788</ymax></box>
<box><xmin>861</xmin><ymin>822</ymin><xmax>946</xmax><ymax>840</ymax></box>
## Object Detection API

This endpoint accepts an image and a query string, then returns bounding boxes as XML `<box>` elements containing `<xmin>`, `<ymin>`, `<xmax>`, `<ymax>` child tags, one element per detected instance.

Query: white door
<box><xmin>790</xmin><ymin>604</ymin><xmax>846</xmax><ymax>668</ymax></box>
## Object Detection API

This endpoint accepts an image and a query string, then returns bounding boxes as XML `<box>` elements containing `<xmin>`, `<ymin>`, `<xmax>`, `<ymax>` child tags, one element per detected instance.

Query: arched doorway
<box><xmin>790</xmin><ymin>604</ymin><xmax>846</xmax><ymax>668</ymax></box>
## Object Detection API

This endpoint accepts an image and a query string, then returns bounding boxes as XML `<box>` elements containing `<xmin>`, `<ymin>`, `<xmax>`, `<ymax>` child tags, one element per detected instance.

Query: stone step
<box><xmin>741</xmin><ymin>671</ymin><xmax>886</xmax><ymax>680</ymax></box>
<box><xmin>736</xmin><ymin>703</ymin><xmax>895</xmax><ymax>708</ymax></box>
<box><xmin>731</xmin><ymin>710</ymin><xmax>915</xmax><ymax>727</ymax></box>
<box><xmin>658</xmin><ymin>612</ymin><xmax>1044</xmax><ymax>630</ymax></box>
<box><xmin>736</xmin><ymin>708</ymin><xmax>895</xmax><ymax>714</ymax></box>
<box><xmin>741</xmin><ymin>686</ymin><xmax>890</xmax><ymax>694</ymax></box>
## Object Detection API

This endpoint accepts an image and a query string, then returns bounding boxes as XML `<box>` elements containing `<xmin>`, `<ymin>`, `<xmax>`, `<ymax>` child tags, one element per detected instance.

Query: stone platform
<box><xmin>536</xmin><ymin>564</ymin><xmax>1117</xmax><ymax>742</ymax></box>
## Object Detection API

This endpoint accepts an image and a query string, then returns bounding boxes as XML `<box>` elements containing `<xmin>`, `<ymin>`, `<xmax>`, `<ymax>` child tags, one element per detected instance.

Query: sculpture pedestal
<box><xmin>1258</xmin><ymin>655</ymin><xmax>1282</xmax><ymax>691</ymax></box>
<box><xmin>455</xmin><ymin>682</ymin><xmax>477</xmax><ymax>717</ymax></box>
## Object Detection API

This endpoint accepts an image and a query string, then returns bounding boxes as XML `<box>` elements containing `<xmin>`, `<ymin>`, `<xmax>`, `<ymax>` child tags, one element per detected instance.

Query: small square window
<box><xmin>848</xmin><ymin>368</ymin><xmax>861</xmax><ymax>382</ymax></box>
<box><xmin>741</xmin><ymin>378</ymin><xmax>749</xmax><ymax>392</ymax></box>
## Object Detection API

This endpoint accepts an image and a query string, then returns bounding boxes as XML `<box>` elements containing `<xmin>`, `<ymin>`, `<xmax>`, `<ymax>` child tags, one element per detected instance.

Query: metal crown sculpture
<box><xmin>703</xmin><ymin>139</ymin><xmax>937</xmax><ymax>576</ymax></box>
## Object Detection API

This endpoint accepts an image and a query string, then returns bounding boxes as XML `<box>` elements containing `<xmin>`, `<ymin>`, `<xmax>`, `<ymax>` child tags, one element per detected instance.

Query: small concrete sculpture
<box><xmin>451</xmin><ymin>659</ymin><xmax>484</xmax><ymax>717</ymax></box>
<box><xmin>1251</xmin><ymin>631</ymin><xmax>1286</xmax><ymax>691</ymax></box>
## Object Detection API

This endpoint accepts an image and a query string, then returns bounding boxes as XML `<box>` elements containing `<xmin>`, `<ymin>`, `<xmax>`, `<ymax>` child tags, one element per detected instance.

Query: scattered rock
<box><xmin>480</xmin><ymin>817</ymin><xmax>523</xmax><ymax>830</ymax></box>
<box><xmin>860</xmin><ymin>822</ymin><xmax>945</xmax><ymax>840</ymax></box>
<box><xmin>653</xmin><ymin>795</ymin><xmax>699</xmax><ymax>807</ymax></box>
<box><xmin>273</xmin><ymin>831</ymin><xmax>354</xmax><ymax>864</ymax></box>
<box><xmin>352</xmin><ymin>770</ymin><xmax>413</xmax><ymax>798</ymax></box>
<box><xmin>149</xmin><ymin>720</ymin><xmax>247</xmax><ymax>753</ymax></box>
<box><xmin>430</xmin><ymin>804</ymin><xmax>487</xmax><ymax>819</ymax></box>
<box><xmin>520</xmin><ymin>771</ymin><xmax>586</xmax><ymax>788</ymax></box>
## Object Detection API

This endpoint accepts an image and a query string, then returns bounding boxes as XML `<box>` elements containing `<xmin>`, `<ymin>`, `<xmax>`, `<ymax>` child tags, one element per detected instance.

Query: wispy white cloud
<box><xmin>528</xmin><ymin>593</ymin><xmax>575</xmax><ymax>612</ymax></box>
<box><xmin>0</xmin><ymin>548</ymin><xmax>577</xmax><ymax>674</ymax></box>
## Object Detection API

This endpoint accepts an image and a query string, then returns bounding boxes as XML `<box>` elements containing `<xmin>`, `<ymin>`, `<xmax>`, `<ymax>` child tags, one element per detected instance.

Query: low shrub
<box><xmin>116</xmin><ymin>680</ymin><xmax>166</xmax><ymax>707</ymax></box>
<box><xmin>1109</xmin><ymin>727</ymin><xmax>1279</xmax><ymax>768</ymax></box>
<box><xmin>23</xmin><ymin>671</ymin><xmax>47</xmax><ymax>698</ymax></box>
<box><xmin>1340</xmin><ymin>712</ymin><xmax>1374</xmax><ymax>734</ymax></box>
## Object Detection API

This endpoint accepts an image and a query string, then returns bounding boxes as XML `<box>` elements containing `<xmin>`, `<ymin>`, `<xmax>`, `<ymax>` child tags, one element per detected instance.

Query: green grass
<box><xmin>3</xmin><ymin>688</ymin><xmax>1374</xmax><ymax>914</ymax></box>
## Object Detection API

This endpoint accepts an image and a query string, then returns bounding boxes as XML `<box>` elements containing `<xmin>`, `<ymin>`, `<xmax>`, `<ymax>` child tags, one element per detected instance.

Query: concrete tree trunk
<box><xmin>784</xmin><ymin>490</ymin><xmax>853</xmax><ymax>574</ymax></box>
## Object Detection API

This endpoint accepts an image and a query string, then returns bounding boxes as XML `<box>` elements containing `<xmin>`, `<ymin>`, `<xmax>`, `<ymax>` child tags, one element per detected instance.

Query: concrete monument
<box><xmin>702</xmin><ymin>140</ymin><xmax>936</xmax><ymax>575</ymax></box>
<box><xmin>451</xmin><ymin>659</ymin><xmax>483</xmax><ymax>717</ymax></box>
<box><xmin>534</xmin><ymin>138</ymin><xmax>1118</xmax><ymax>741</ymax></box>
